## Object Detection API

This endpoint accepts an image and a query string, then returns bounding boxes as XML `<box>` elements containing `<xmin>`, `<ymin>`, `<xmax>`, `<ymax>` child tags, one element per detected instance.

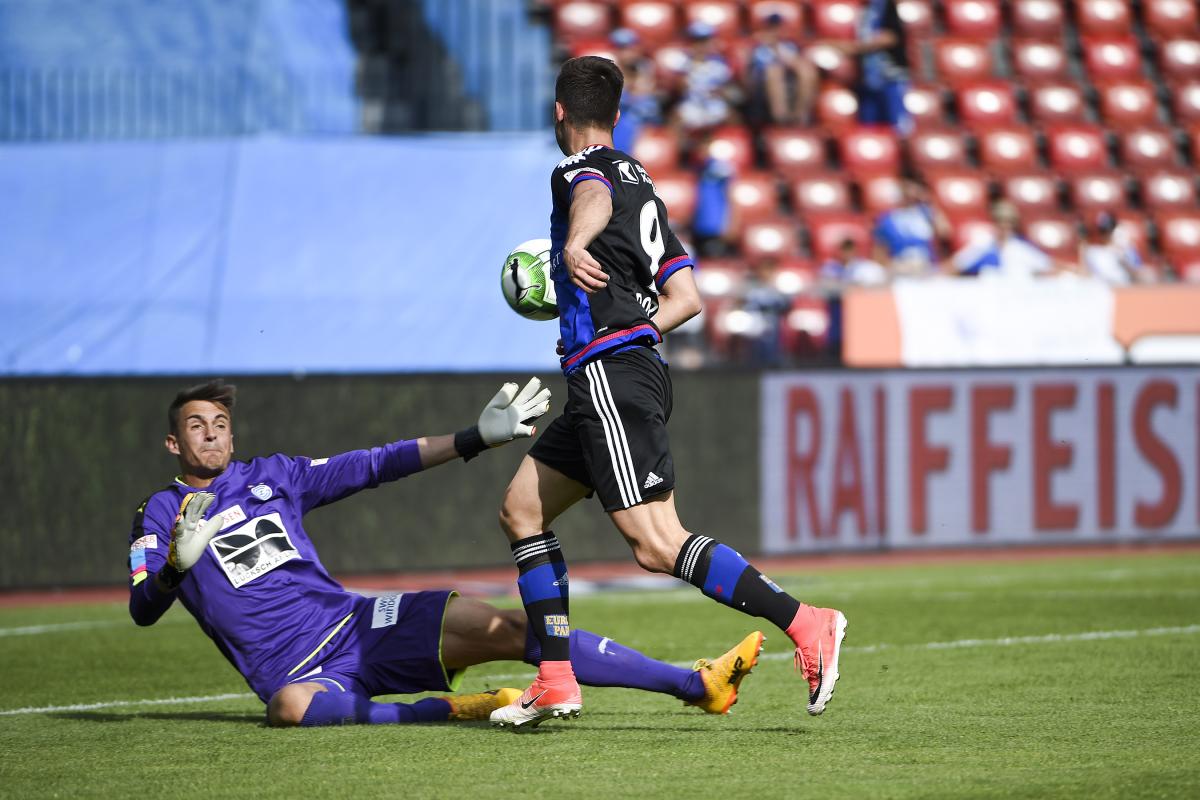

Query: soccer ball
<box><xmin>500</xmin><ymin>239</ymin><xmax>558</xmax><ymax>321</ymax></box>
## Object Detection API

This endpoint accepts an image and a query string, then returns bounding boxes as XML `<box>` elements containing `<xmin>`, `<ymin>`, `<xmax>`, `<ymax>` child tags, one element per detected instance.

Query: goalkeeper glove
<box><xmin>455</xmin><ymin>377</ymin><xmax>552</xmax><ymax>461</ymax></box>
<box><xmin>159</xmin><ymin>491</ymin><xmax>222</xmax><ymax>589</ymax></box>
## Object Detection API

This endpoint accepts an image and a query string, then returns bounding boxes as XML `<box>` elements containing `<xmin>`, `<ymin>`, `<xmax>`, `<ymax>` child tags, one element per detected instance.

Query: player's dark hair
<box><xmin>556</xmin><ymin>56</ymin><xmax>624</xmax><ymax>130</ymax></box>
<box><xmin>168</xmin><ymin>379</ymin><xmax>236</xmax><ymax>434</ymax></box>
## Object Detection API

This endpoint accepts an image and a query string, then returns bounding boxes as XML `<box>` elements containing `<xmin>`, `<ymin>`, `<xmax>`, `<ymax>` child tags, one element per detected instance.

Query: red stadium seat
<box><xmin>1011</xmin><ymin>39</ymin><xmax>1070</xmax><ymax>83</ymax></box>
<box><xmin>978</xmin><ymin>126</ymin><xmax>1040</xmax><ymax>173</ymax></box>
<box><xmin>839</xmin><ymin>127</ymin><xmax>901</xmax><ymax>176</ymax></box>
<box><xmin>707</xmin><ymin>126</ymin><xmax>755</xmax><ymax>172</ymax></box>
<box><xmin>1023</xmin><ymin>215</ymin><xmax>1080</xmax><ymax>261</ymax></box>
<box><xmin>1155</xmin><ymin>210</ymin><xmax>1200</xmax><ymax>258</ymax></box>
<box><xmin>943</xmin><ymin>0</ymin><xmax>1002</xmax><ymax>39</ymax></box>
<box><xmin>812</xmin><ymin>1</ymin><xmax>862</xmax><ymax>39</ymax></box>
<box><xmin>1159</xmin><ymin>38</ymin><xmax>1200</xmax><ymax>81</ymax></box>
<box><xmin>1145</xmin><ymin>0</ymin><xmax>1199</xmax><ymax>37</ymax></box>
<box><xmin>907</xmin><ymin>128</ymin><xmax>969</xmax><ymax>172</ymax></box>
<box><xmin>815</xmin><ymin>84</ymin><xmax>861</xmax><ymax>131</ymax></box>
<box><xmin>949</xmin><ymin>217</ymin><xmax>998</xmax><ymax>251</ymax></box>
<box><xmin>683</xmin><ymin>2</ymin><xmax>743</xmax><ymax>42</ymax></box>
<box><xmin>1046</xmin><ymin>125</ymin><xmax>1109</xmax><ymax>174</ymax></box>
<box><xmin>763</xmin><ymin>128</ymin><xmax>828</xmax><ymax>178</ymax></box>
<box><xmin>1118</xmin><ymin>128</ymin><xmax>1178</xmax><ymax>170</ymax></box>
<box><xmin>1011</xmin><ymin>0</ymin><xmax>1065</xmax><ymax>37</ymax></box>
<box><xmin>1170</xmin><ymin>80</ymin><xmax>1200</xmax><ymax>121</ymax></box>
<box><xmin>1082</xmin><ymin>37</ymin><xmax>1142</xmax><ymax>83</ymax></box>
<box><xmin>957</xmin><ymin>81</ymin><xmax>1019</xmax><ymax>129</ymax></box>
<box><xmin>1096</xmin><ymin>81</ymin><xmax>1160</xmax><ymax>130</ymax></box>
<box><xmin>1141</xmin><ymin>170</ymin><xmax>1198</xmax><ymax>208</ymax></box>
<box><xmin>792</xmin><ymin>173</ymin><xmax>854</xmax><ymax>215</ymax></box>
<box><xmin>555</xmin><ymin>2</ymin><xmax>612</xmax><ymax>43</ymax></box>
<box><xmin>741</xmin><ymin>217</ymin><xmax>800</xmax><ymax>259</ymax></box>
<box><xmin>926</xmin><ymin>170</ymin><xmax>990</xmax><ymax>219</ymax></box>
<box><xmin>807</xmin><ymin>213</ymin><xmax>872</xmax><ymax>260</ymax></box>
<box><xmin>1000</xmin><ymin>172</ymin><xmax>1061</xmax><ymax>214</ymax></box>
<box><xmin>569</xmin><ymin>39</ymin><xmax>618</xmax><ymax>60</ymax></box>
<box><xmin>903</xmin><ymin>85</ymin><xmax>944</xmax><ymax>129</ymax></box>
<box><xmin>773</xmin><ymin>259</ymin><xmax>820</xmax><ymax>294</ymax></box>
<box><xmin>1177</xmin><ymin>256</ymin><xmax>1200</xmax><ymax>282</ymax></box>
<box><xmin>1110</xmin><ymin>212</ymin><xmax>1152</xmax><ymax>256</ymax></box>
<box><xmin>783</xmin><ymin>296</ymin><xmax>832</xmax><ymax>358</ymax></box>
<box><xmin>1067</xmin><ymin>172</ymin><xmax>1129</xmax><ymax>212</ymax></box>
<box><xmin>620</xmin><ymin>1</ymin><xmax>679</xmax><ymax>46</ymax></box>
<box><xmin>632</xmin><ymin>126</ymin><xmax>680</xmax><ymax>174</ymax></box>
<box><xmin>859</xmin><ymin>174</ymin><xmax>904</xmax><ymax>213</ymax></box>
<box><xmin>1076</xmin><ymin>0</ymin><xmax>1133</xmax><ymax>35</ymax></box>
<box><xmin>748</xmin><ymin>0</ymin><xmax>804</xmax><ymax>36</ymax></box>
<box><xmin>728</xmin><ymin>171</ymin><xmax>781</xmax><ymax>227</ymax></box>
<box><xmin>933</xmin><ymin>39</ymin><xmax>995</xmax><ymax>86</ymax></box>
<box><xmin>1027</xmin><ymin>82</ymin><xmax>1088</xmax><ymax>125</ymax></box>
<box><xmin>653</xmin><ymin>172</ymin><xmax>699</xmax><ymax>224</ymax></box>
<box><xmin>805</xmin><ymin>42</ymin><xmax>859</xmax><ymax>85</ymax></box>
<box><xmin>897</xmin><ymin>0</ymin><xmax>935</xmax><ymax>37</ymax></box>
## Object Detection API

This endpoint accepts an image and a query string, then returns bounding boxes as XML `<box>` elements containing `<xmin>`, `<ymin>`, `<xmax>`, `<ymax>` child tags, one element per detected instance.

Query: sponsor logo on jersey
<box><xmin>371</xmin><ymin>594</ymin><xmax>405</xmax><ymax>629</ymax></box>
<box><xmin>309</xmin><ymin>457</ymin><xmax>329</xmax><ymax>467</ymax></box>
<box><xmin>634</xmin><ymin>163</ymin><xmax>654</xmax><ymax>186</ymax></box>
<box><xmin>208</xmin><ymin>512</ymin><xmax>299</xmax><ymax>588</ymax></box>
<box><xmin>544</xmin><ymin>614</ymin><xmax>570</xmax><ymax>638</ymax></box>
<box><xmin>643</xmin><ymin>472</ymin><xmax>664</xmax><ymax>489</ymax></box>
<box><xmin>130</xmin><ymin>534</ymin><xmax>158</xmax><ymax>552</ymax></box>
<box><xmin>616</xmin><ymin>161</ymin><xmax>640</xmax><ymax>184</ymax></box>
<box><xmin>249</xmin><ymin>484</ymin><xmax>273</xmax><ymax>501</ymax></box>
<box><xmin>218</xmin><ymin>504</ymin><xmax>246</xmax><ymax>530</ymax></box>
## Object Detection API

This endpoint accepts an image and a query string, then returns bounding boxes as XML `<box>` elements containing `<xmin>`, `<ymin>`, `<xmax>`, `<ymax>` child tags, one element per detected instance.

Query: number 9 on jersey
<box><xmin>500</xmin><ymin>239</ymin><xmax>559</xmax><ymax>321</ymax></box>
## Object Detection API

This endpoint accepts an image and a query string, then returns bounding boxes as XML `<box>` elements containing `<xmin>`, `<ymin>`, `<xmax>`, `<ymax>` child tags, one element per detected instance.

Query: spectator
<box><xmin>872</xmin><ymin>176</ymin><xmax>951</xmax><ymax>276</ymax></box>
<box><xmin>740</xmin><ymin>257</ymin><xmax>792</xmax><ymax>365</ymax></box>
<box><xmin>747</xmin><ymin>13</ymin><xmax>818</xmax><ymax>126</ymax></box>
<box><xmin>830</xmin><ymin>0</ymin><xmax>911</xmax><ymax>135</ymax></box>
<box><xmin>691</xmin><ymin>143</ymin><xmax>737</xmax><ymax>257</ymax></box>
<box><xmin>1080</xmin><ymin>211</ymin><xmax>1150</xmax><ymax>285</ymax></box>
<box><xmin>672</xmin><ymin>22</ymin><xmax>740</xmax><ymax>133</ymax></box>
<box><xmin>610</xmin><ymin>28</ymin><xmax>662</xmax><ymax>155</ymax></box>
<box><xmin>951</xmin><ymin>200</ymin><xmax>1058</xmax><ymax>279</ymax></box>
<box><xmin>821</xmin><ymin>238</ymin><xmax>890</xmax><ymax>287</ymax></box>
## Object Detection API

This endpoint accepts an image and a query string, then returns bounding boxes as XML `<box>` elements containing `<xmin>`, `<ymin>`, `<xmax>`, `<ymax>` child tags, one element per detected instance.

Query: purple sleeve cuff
<box><xmin>379</xmin><ymin>439</ymin><xmax>423</xmax><ymax>482</ymax></box>
<box><xmin>568</xmin><ymin>173</ymin><xmax>614</xmax><ymax>200</ymax></box>
<box><xmin>129</xmin><ymin>573</ymin><xmax>175</xmax><ymax>626</ymax></box>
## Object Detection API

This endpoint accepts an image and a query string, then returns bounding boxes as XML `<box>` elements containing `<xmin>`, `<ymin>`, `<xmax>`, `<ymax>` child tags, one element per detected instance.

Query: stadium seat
<box><xmin>632</xmin><ymin>126</ymin><xmax>680</xmax><ymax>174</ymax></box>
<box><xmin>763</xmin><ymin>127</ymin><xmax>828</xmax><ymax>178</ymax></box>
<box><xmin>949</xmin><ymin>217</ymin><xmax>998</xmax><ymax>251</ymax></box>
<box><xmin>773</xmin><ymin>259</ymin><xmax>820</xmax><ymax>294</ymax></box>
<box><xmin>1082</xmin><ymin>37</ymin><xmax>1142</xmax><ymax>83</ymax></box>
<box><xmin>1118</xmin><ymin>128</ymin><xmax>1178</xmax><ymax>170</ymax></box>
<box><xmin>859</xmin><ymin>174</ymin><xmax>904</xmax><ymax>214</ymax></box>
<box><xmin>707</xmin><ymin>126</ymin><xmax>755</xmax><ymax>172</ymax></box>
<box><xmin>1170</xmin><ymin>80</ymin><xmax>1200</xmax><ymax>122</ymax></box>
<box><xmin>652</xmin><ymin>172</ymin><xmax>699</xmax><ymax>224</ymax></box>
<box><xmin>1144</xmin><ymin>0</ymin><xmax>1199</xmax><ymax>37</ymax></box>
<box><xmin>897</xmin><ymin>0</ymin><xmax>935</xmax><ymax>37</ymax></box>
<box><xmin>683</xmin><ymin>2</ymin><xmax>743</xmax><ymax>41</ymax></box>
<box><xmin>783</xmin><ymin>296</ymin><xmax>831</xmax><ymax>358</ymax></box>
<box><xmin>806</xmin><ymin>212</ymin><xmax>872</xmax><ymax>260</ymax></box>
<box><xmin>650</xmin><ymin>41</ymin><xmax>690</xmax><ymax>92</ymax></box>
<box><xmin>554</xmin><ymin>2</ymin><xmax>613</xmax><ymax>43</ymax></box>
<box><xmin>1140</xmin><ymin>170</ymin><xmax>1197</xmax><ymax>208</ymax></box>
<box><xmin>1076</xmin><ymin>0</ymin><xmax>1133</xmax><ymax>36</ymax></box>
<box><xmin>907</xmin><ymin>128</ymin><xmax>969</xmax><ymax>172</ymax></box>
<box><xmin>943</xmin><ymin>0</ymin><xmax>1002</xmax><ymax>39</ymax></box>
<box><xmin>1159</xmin><ymin>38</ymin><xmax>1200</xmax><ymax>81</ymax></box>
<box><xmin>926</xmin><ymin>169</ymin><xmax>990</xmax><ymax>220</ymax></box>
<box><xmin>904</xmin><ymin>85</ymin><xmax>944</xmax><ymax>129</ymax></box>
<box><xmin>1177</xmin><ymin>256</ymin><xmax>1200</xmax><ymax>282</ymax></box>
<box><xmin>816</xmin><ymin>84</ymin><xmax>861</xmax><ymax>131</ymax></box>
<box><xmin>838</xmin><ymin>127</ymin><xmax>901</xmax><ymax>176</ymax></box>
<box><xmin>957</xmin><ymin>81</ymin><xmax>1019</xmax><ymax>129</ymax></box>
<box><xmin>748</xmin><ymin>0</ymin><xmax>804</xmax><ymax>35</ymax></box>
<box><xmin>1110</xmin><ymin>212</ymin><xmax>1152</xmax><ymax>256</ymax></box>
<box><xmin>1011</xmin><ymin>0</ymin><xmax>1065</xmax><ymax>36</ymax></box>
<box><xmin>1046</xmin><ymin>125</ymin><xmax>1109</xmax><ymax>174</ymax></box>
<box><xmin>1011</xmin><ymin>39</ymin><xmax>1070</xmax><ymax>83</ymax></box>
<box><xmin>1023</xmin><ymin>215</ymin><xmax>1080</xmax><ymax>261</ymax></box>
<box><xmin>1000</xmin><ymin>172</ymin><xmax>1061</xmax><ymax>214</ymax></box>
<box><xmin>569</xmin><ymin>39</ymin><xmax>618</xmax><ymax>60</ymax></box>
<box><xmin>620</xmin><ymin>1</ymin><xmax>679</xmax><ymax>46</ymax></box>
<box><xmin>741</xmin><ymin>217</ymin><xmax>800</xmax><ymax>259</ymax></box>
<box><xmin>1027</xmin><ymin>82</ymin><xmax>1088</xmax><ymax>125</ymax></box>
<box><xmin>1067</xmin><ymin>172</ymin><xmax>1129</xmax><ymax>212</ymax></box>
<box><xmin>805</xmin><ymin>42</ymin><xmax>859</xmax><ymax>85</ymax></box>
<box><xmin>812</xmin><ymin>1</ymin><xmax>862</xmax><ymax>39</ymax></box>
<box><xmin>792</xmin><ymin>173</ymin><xmax>853</xmax><ymax>215</ymax></box>
<box><xmin>728</xmin><ymin>171</ymin><xmax>782</xmax><ymax>227</ymax></box>
<box><xmin>1154</xmin><ymin>209</ymin><xmax>1200</xmax><ymax>258</ymax></box>
<box><xmin>978</xmin><ymin>126</ymin><xmax>1040</xmax><ymax>173</ymax></box>
<box><xmin>933</xmin><ymin>39</ymin><xmax>996</xmax><ymax>86</ymax></box>
<box><xmin>1096</xmin><ymin>81</ymin><xmax>1161</xmax><ymax>130</ymax></box>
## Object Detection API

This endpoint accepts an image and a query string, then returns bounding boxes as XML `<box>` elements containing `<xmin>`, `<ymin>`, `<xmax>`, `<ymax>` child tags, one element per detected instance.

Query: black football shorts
<box><xmin>529</xmin><ymin>347</ymin><xmax>675</xmax><ymax>512</ymax></box>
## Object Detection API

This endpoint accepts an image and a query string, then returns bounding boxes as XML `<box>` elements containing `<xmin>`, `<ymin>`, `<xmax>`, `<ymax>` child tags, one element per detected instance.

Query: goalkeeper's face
<box><xmin>166</xmin><ymin>400</ymin><xmax>234</xmax><ymax>480</ymax></box>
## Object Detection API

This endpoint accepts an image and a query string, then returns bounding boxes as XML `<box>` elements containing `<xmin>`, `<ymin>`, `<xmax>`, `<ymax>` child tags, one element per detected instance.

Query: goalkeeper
<box><xmin>128</xmin><ymin>379</ymin><xmax>762</xmax><ymax>727</ymax></box>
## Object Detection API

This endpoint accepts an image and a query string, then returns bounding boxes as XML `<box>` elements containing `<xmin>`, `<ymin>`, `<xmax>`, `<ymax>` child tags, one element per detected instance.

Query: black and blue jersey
<box><xmin>549</xmin><ymin>144</ymin><xmax>694</xmax><ymax>374</ymax></box>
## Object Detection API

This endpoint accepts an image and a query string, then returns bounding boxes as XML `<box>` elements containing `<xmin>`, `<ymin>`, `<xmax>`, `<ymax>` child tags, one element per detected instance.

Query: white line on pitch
<box><xmin>0</xmin><ymin>616</ymin><xmax>187</xmax><ymax>637</ymax></box>
<box><xmin>0</xmin><ymin>693</ymin><xmax>254</xmax><ymax>717</ymax></box>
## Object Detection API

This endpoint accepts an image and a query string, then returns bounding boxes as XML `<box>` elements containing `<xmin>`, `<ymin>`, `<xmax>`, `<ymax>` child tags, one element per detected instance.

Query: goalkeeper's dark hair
<box><xmin>556</xmin><ymin>56</ymin><xmax>624</xmax><ymax>130</ymax></box>
<box><xmin>168</xmin><ymin>379</ymin><xmax>237</xmax><ymax>434</ymax></box>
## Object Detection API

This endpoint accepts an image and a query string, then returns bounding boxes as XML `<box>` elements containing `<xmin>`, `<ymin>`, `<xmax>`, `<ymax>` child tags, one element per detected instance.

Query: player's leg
<box><xmin>266</xmin><ymin>679</ymin><xmax>466</xmax><ymax>727</ymax></box>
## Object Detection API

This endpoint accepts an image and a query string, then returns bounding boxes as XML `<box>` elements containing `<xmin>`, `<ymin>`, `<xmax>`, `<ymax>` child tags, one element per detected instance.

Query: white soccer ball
<box><xmin>500</xmin><ymin>239</ymin><xmax>558</xmax><ymax>321</ymax></box>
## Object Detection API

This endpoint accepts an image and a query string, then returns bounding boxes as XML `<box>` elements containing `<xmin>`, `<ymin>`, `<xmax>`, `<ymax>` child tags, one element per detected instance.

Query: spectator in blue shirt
<box><xmin>611</xmin><ymin>28</ymin><xmax>662</xmax><ymax>155</ymax></box>
<box><xmin>872</xmin><ymin>176</ymin><xmax>950</xmax><ymax>276</ymax></box>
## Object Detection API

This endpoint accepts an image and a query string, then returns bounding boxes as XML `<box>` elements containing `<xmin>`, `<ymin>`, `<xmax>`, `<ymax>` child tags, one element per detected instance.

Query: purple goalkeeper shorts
<box><xmin>282</xmin><ymin>590</ymin><xmax>464</xmax><ymax>698</ymax></box>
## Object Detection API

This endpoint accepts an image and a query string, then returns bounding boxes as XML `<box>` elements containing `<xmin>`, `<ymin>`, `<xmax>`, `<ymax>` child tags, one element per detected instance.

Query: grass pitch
<box><xmin>2</xmin><ymin>552</ymin><xmax>1198</xmax><ymax>799</ymax></box>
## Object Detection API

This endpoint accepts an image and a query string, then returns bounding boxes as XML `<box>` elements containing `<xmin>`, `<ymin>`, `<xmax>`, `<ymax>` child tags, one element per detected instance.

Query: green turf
<box><xmin>2</xmin><ymin>553</ymin><xmax>1198</xmax><ymax>799</ymax></box>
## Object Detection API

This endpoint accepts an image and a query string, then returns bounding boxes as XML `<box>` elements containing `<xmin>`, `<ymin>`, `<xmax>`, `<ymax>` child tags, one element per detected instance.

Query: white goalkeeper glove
<box><xmin>455</xmin><ymin>377</ymin><xmax>551</xmax><ymax>460</ymax></box>
<box><xmin>160</xmin><ymin>491</ymin><xmax>222</xmax><ymax>588</ymax></box>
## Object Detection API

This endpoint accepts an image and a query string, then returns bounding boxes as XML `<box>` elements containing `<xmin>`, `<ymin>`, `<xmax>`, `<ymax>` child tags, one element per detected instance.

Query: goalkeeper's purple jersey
<box><xmin>127</xmin><ymin>441</ymin><xmax>422</xmax><ymax>701</ymax></box>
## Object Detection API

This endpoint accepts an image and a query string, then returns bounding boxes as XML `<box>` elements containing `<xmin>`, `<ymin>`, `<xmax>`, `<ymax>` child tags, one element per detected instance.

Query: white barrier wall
<box><xmin>760</xmin><ymin>368</ymin><xmax>1200</xmax><ymax>552</ymax></box>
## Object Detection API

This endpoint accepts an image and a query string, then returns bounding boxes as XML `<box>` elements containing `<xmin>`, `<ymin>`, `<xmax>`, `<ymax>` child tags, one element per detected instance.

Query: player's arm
<box><xmin>564</xmin><ymin>180</ymin><xmax>613</xmax><ymax>294</ymax></box>
<box><xmin>129</xmin><ymin>493</ymin><xmax>222</xmax><ymax>625</ymax></box>
<box><xmin>655</xmin><ymin>266</ymin><xmax>703</xmax><ymax>334</ymax></box>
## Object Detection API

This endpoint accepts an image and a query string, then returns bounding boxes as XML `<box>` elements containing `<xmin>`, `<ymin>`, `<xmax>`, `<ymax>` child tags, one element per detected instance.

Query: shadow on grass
<box><xmin>51</xmin><ymin>710</ymin><xmax>264</xmax><ymax>724</ymax></box>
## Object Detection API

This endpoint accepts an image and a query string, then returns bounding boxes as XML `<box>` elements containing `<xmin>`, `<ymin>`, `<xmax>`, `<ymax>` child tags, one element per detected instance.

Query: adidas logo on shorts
<box><xmin>643</xmin><ymin>472</ymin><xmax>663</xmax><ymax>489</ymax></box>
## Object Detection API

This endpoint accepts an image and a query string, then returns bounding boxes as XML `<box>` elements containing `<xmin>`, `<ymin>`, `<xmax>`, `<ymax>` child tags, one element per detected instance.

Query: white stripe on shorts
<box><xmin>585</xmin><ymin>361</ymin><xmax>641</xmax><ymax>508</ymax></box>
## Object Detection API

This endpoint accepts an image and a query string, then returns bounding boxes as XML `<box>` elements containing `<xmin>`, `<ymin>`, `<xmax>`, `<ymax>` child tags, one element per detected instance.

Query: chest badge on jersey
<box><xmin>207</xmin><ymin>512</ymin><xmax>299</xmax><ymax>588</ymax></box>
<box><xmin>249</xmin><ymin>484</ymin><xmax>273</xmax><ymax>501</ymax></box>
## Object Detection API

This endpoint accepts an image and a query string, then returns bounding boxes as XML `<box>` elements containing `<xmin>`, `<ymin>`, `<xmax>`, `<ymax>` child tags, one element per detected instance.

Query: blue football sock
<box><xmin>524</xmin><ymin>625</ymin><xmax>705</xmax><ymax>702</ymax></box>
<box><xmin>299</xmin><ymin>689</ymin><xmax>451</xmax><ymax>727</ymax></box>
<box><xmin>673</xmin><ymin>536</ymin><xmax>801</xmax><ymax>633</ymax></box>
<box><xmin>512</xmin><ymin>531</ymin><xmax>572</xmax><ymax>663</ymax></box>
